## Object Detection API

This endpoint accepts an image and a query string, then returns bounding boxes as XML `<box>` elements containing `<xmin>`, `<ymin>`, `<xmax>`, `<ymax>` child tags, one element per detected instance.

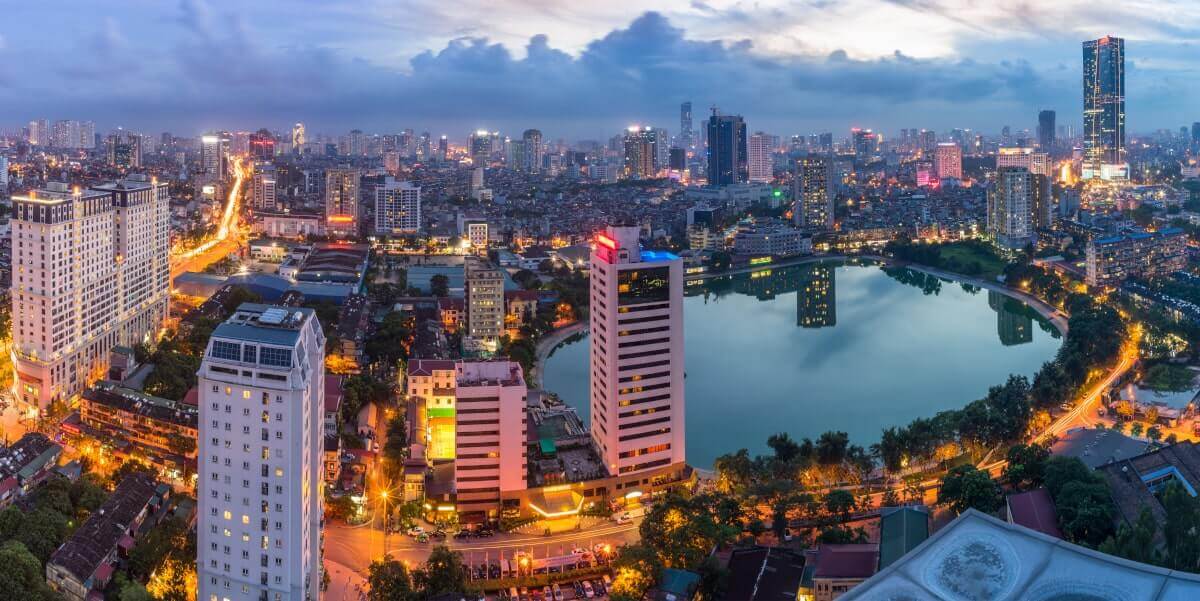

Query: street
<box><xmin>170</xmin><ymin>158</ymin><xmax>249</xmax><ymax>283</ymax></box>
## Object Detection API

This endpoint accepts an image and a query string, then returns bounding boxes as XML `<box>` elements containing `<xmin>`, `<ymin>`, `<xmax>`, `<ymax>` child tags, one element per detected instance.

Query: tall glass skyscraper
<box><xmin>705</xmin><ymin>109</ymin><xmax>748</xmax><ymax>186</ymax></box>
<box><xmin>679</xmin><ymin>101</ymin><xmax>694</xmax><ymax>150</ymax></box>
<box><xmin>1082</xmin><ymin>36</ymin><xmax>1125</xmax><ymax>179</ymax></box>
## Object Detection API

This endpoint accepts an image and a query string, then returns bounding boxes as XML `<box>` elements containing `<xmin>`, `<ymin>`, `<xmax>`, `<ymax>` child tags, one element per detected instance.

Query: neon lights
<box><xmin>596</xmin><ymin>233</ymin><xmax>618</xmax><ymax>250</ymax></box>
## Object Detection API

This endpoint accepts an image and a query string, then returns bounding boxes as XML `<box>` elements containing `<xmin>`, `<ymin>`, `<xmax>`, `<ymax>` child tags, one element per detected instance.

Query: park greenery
<box><xmin>367</xmin><ymin>545</ymin><xmax>469</xmax><ymax>601</ymax></box>
<box><xmin>884</xmin><ymin>239</ymin><xmax>1010</xmax><ymax>279</ymax></box>
<box><xmin>1141</xmin><ymin>363</ymin><xmax>1197</xmax><ymax>392</ymax></box>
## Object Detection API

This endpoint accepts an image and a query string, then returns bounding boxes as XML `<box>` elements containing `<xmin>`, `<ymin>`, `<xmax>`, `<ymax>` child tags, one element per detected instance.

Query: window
<box><xmin>242</xmin><ymin>345</ymin><xmax>257</xmax><ymax>363</ymax></box>
<box><xmin>211</xmin><ymin>341</ymin><xmax>241</xmax><ymax>361</ymax></box>
<box><xmin>259</xmin><ymin>347</ymin><xmax>292</xmax><ymax>367</ymax></box>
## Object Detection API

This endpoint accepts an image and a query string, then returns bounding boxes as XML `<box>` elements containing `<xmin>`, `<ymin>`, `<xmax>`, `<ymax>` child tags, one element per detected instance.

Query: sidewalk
<box><xmin>325</xmin><ymin>558</ymin><xmax>368</xmax><ymax>601</ymax></box>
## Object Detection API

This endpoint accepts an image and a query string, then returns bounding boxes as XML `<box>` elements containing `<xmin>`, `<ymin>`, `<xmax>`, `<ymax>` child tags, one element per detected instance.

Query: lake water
<box><xmin>541</xmin><ymin>260</ymin><xmax>1063</xmax><ymax>467</ymax></box>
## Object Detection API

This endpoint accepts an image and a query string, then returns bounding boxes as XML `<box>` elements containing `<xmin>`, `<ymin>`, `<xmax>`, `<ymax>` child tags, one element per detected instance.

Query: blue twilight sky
<box><xmin>1</xmin><ymin>0</ymin><xmax>1197</xmax><ymax>140</ymax></box>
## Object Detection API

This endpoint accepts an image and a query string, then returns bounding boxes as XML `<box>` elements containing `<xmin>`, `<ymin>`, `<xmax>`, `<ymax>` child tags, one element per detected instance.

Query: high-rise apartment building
<box><xmin>1083</xmin><ymin>36</ymin><xmax>1126</xmax><ymax>180</ymax></box>
<box><xmin>201</xmin><ymin>134</ymin><xmax>223</xmax><ymax>181</ymax></box>
<box><xmin>996</xmin><ymin>147</ymin><xmax>1052</xmax><ymax>176</ymax></box>
<box><xmin>623</xmin><ymin>127</ymin><xmax>656</xmax><ymax>180</ymax></box>
<box><xmin>521</xmin><ymin>129</ymin><xmax>543</xmax><ymax>173</ymax></box>
<box><xmin>464</xmin><ymin>257</ymin><xmax>504</xmax><ymax>354</ymax></box>
<box><xmin>11</xmin><ymin>177</ymin><xmax>169</xmax><ymax>412</ymax></box>
<box><xmin>748</xmin><ymin>132</ymin><xmax>773</xmax><ymax>183</ymax></box>
<box><xmin>1038</xmin><ymin>110</ymin><xmax>1056</xmax><ymax>153</ymax></box>
<box><xmin>793</xmin><ymin>156</ymin><xmax>835</xmax><ymax>231</ymax></box>
<box><xmin>851</xmin><ymin>128</ymin><xmax>877</xmax><ymax>161</ymax></box>
<box><xmin>28</xmin><ymin>119</ymin><xmax>50</xmax><ymax>146</ymax></box>
<box><xmin>374</xmin><ymin>179</ymin><xmax>421</xmax><ymax>234</ymax></box>
<box><xmin>252</xmin><ymin>173</ymin><xmax>277</xmax><ymax>211</ymax></box>
<box><xmin>291</xmin><ymin>123</ymin><xmax>305</xmax><ymax>151</ymax></box>
<box><xmin>0</xmin><ymin>156</ymin><xmax>8</xmax><ymax>191</ymax></box>
<box><xmin>934</xmin><ymin>142</ymin><xmax>962</xmax><ymax>180</ymax></box>
<box><xmin>706</xmin><ymin>110</ymin><xmax>748</xmax><ymax>186</ymax></box>
<box><xmin>452</xmin><ymin>361</ymin><xmax>527</xmax><ymax>521</ymax></box>
<box><xmin>589</xmin><ymin>225</ymin><xmax>685</xmax><ymax>477</ymax></box>
<box><xmin>469</xmin><ymin>130</ymin><xmax>498</xmax><ymax>166</ymax></box>
<box><xmin>324</xmin><ymin>167</ymin><xmax>359</xmax><ymax>238</ymax></box>
<box><xmin>197</xmin><ymin>304</ymin><xmax>325</xmax><ymax>601</ymax></box>
<box><xmin>988</xmin><ymin>167</ymin><xmax>1050</xmax><ymax>250</ymax></box>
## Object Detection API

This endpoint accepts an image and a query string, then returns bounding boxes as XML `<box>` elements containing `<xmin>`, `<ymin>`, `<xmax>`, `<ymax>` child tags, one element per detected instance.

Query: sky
<box><xmin>1</xmin><ymin>0</ymin><xmax>1198</xmax><ymax>141</ymax></box>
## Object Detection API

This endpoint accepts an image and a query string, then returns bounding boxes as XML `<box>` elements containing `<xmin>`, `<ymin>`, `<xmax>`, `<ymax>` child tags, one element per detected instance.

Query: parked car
<box><xmin>583</xmin><ymin>581</ymin><xmax>595</xmax><ymax>598</ymax></box>
<box><xmin>615</xmin><ymin>512</ymin><xmax>632</xmax><ymax>524</ymax></box>
<box><xmin>552</xmin><ymin>583</ymin><xmax>564</xmax><ymax>601</ymax></box>
<box><xmin>407</xmin><ymin>526</ymin><xmax>425</xmax><ymax>537</ymax></box>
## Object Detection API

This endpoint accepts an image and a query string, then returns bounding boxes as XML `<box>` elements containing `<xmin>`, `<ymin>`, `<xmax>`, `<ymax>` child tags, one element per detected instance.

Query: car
<box><xmin>552</xmin><ymin>583</ymin><xmax>564</xmax><ymax>601</ymax></box>
<box><xmin>431</xmin><ymin>529</ymin><xmax>447</xmax><ymax>539</ymax></box>
<box><xmin>615</xmin><ymin>512</ymin><xmax>632</xmax><ymax>524</ymax></box>
<box><xmin>407</xmin><ymin>526</ymin><xmax>425</xmax><ymax>537</ymax></box>
<box><xmin>519</xmin><ymin>586</ymin><xmax>530</xmax><ymax>601</ymax></box>
<box><xmin>454</xmin><ymin>530</ymin><xmax>472</xmax><ymax>540</ymax></box>
<box><xmin>583</xmin><ymin>580</ymin><xmax>595</xmax><ymax>598</ymax></box>
<box><xmin>543</xmin><ymin>586</ymin><xmax>553</xmax><ymax>600</ymax></box>
<box><xmin>594</xmin><ymin>580</ymin><xmax>607</xmax><ymax>596</ymax></box>
<box><xmin>573</xmin><ymin>582</ymin><xmax>585</xmax><ymax>597</ymax></box>
<box><xmin>571</xmin><ymin>547</ymin><xmax>587</xmax><ymax>555</ymax></box>
<box><xmin>509</xmin><ymin>587</ymin><xmax>519</xmax><ymax>600</ymax></box>
<box><xmin>477</xmin><ymin>529</ymin><xmax>494</xmax><ymax>537</ymax></box>
<box><xmin>1060</xmin><ymin>402</ymin><xmax>1073</xmax><ymax>411</ymax></box>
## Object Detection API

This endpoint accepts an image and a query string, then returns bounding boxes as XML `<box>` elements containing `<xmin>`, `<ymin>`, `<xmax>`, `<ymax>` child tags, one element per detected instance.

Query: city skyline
<box><xmin>2</xmin><ymin>3</ymin><xmax>1198</xmax><ymax>137</ymax></box>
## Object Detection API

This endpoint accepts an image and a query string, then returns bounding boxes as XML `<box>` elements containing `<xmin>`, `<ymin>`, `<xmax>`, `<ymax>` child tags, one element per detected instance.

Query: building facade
<box><xmin>706</xmin><ymin>111</ymin><xmax>748</xmax><ymax>186</ymax></box>
<box><xmin>589</xmin><ymin>226</ymin><xmax>686</xmax><ymax>477</ymax></box>
<box><xmin>988</xmin><ymin>167</ymin><xmax>1050</xmax><ymax>250</ymax></box>
<box><xmin>197</xmin><ymin>304</ymin><xmax>325</xmax><ymax>601</ymax></box>
<box><xmin>324</xmin><ymin>167</ymin><xmax>359</xmax><ymax>238</ymax></box>
<box><xmin>1086</xmin><ymin>228</ymin><xmax>1186</xmax><ymax>288</ymax></box>
<box><xmin>748</xmin><ymin>132</ymin><xmax>773</xmax><ymax>183</ymax></box>
<box><xmin>464</xmin><ymin>258</ymin><xmax>505</xmax><ymax>354</ymax></box>
<box><xmin>1082</xmin><ymin>36</ymin><xmax>1126</xmax><ymax>180</ymax></box>
<box><xmin>374</xmin><ymin>179</ymin><xmax>421</xmax><ymax>235</ymax></box>
<box><xmin>452</xmin><ymin>361</ymin><xmax>527</xmax><ymax>521</ymax></box>
<box><xmin>11</xmin><ymin>178</ymin><xmax>169</xmax><ymax>413</ymax></box>
<box><xmin>793</xmin><ymin>156</ymin><xmax>835</xmax><ymax>231</ymax></box>
<box><xmin>934</xmin><ymin>143</ymin><xmax>962</xmax><ymax>180</ymax></box>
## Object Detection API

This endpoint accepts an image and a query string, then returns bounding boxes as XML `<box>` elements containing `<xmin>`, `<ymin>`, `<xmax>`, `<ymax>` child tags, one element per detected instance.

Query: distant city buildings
<box><xmin>197</xmin><ymin>304</ymin><xmax>325</xmax><ymax>601</ymax></box>
<box><xmin>1038</xmin><ymin>110</ymin><xmax>1056</xmax><ymax>152</ymax></box>
<box><xmin>679</xmin><ymin>101</ymin><xmax>695</xmax><ymax>151</ymax></box>
<box><xmin>11</xmin><ymin>177</ymin><xmax>169</xmax><ymax>413</ymax></box>
<box><xmin>996</xmin><ymin>147</ymin><xmax>1052</xmax><ymax>176</ymax></box>
<box><xmin>589</xmin><ymin>225</ymin><xmax>686</xmax><ymax>477</ymax></box>
<box><xmin>1086</xmin><ymin>228</ymin><xmax>1186</xmax><ymax>287</ymax></box>
<box><xmin>623</xmin><ymin>126</ymin><xmax>657</xmax><ymax>180</ymax></box>
<box><xmin>1082</xmin><ymin>36</ymin><xmax>1127</xmax><ymax>180</ymax></box>
<box><xmin>252</xmin><ymin>172</ymin><xmax>277</xmax><ymax>211</ymax></box>
<box><xmin>748</xmin><ymin>131</ymin><xmax>773</xmax><ymax>183</ymax></box>
<box><xmin>934</xmin><ymin>142</ymin><xmax>962</xmax><ymax>180</ymax></box>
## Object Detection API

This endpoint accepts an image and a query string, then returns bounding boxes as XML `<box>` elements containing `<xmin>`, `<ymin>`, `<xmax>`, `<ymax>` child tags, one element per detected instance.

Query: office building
<box><xmin>1038</xmin><ymin>110</ymin><xmax>1056</xmax><ymax>152</ymax></box>
<box><xmin>469</xmin><ymin>130</ymin><xmax>498</xmax><ymax>165</ymax></box>
<box><xmin>732</xmin><ymin>221</ymin><xmax>810</xmax><ymax>257</ymax></box>
<box><xmin>250</xmin><ymin>129</ymin><xmax>275</xmax><ymax>160</ymax></box>
<box><xmin>452</xmin><ymin>361</ymin><xmax>527</xmax><ymax>521</ymax></box>
<box><xmin>374</xmin><ymin>178</ymin><xmax>421</xmax><ymax>234</ymax></box>
<box><xmin>1086</xmin><ymin>228</ymin><xmax>1186</xmax><ymax>288</ymax></box>
<box><xmin>11</xmin><ymin>178</ymin><xmax>169</xmax><ymax>413</ymax></box>
<box><xmin>706</xmin><ymin>110</ymin><xmax>748</xmax><ymax>186</ymax></box>
<box><xmin>679</xmin><ymin>102</ymin><xmax>694</xmax><ymax>150</ymax></box>
<box><xmin>934</xmin><ymin>143</ymin><xmax>962</xmax><ymax>180</ymax></box>
<box><xmin>201</xmin><ymin>134</ymin><xmax>223</xmax><ymax>180</ymax></box>
<box><xmin>1083</xmin><ymin>36</ymin><xmax>1126</xmax><ymax>180</ymax></box>
<box><xmin>851</xmin><ymin>128</ymin><xmax>876</xmax><ymax>161</ymax></box>
<box><xmin>291</xmin><ymin>123</ymin><xmax>305</xmax><ymax>151</ymax></box>
<box><xmin>748</xmin><ymin>132</ymin><xmax>773</xmax><ymax>182</ymax></box>
<box><xmin>996</xmin><ymin>147</ymin><xmax>1052</xmax><ymax>176</ymax></box>
<box><xmin>324</xmin><ymin>167</ymin><xmax>359</xmax><ymax>238</ymax></box>
<box><xmin>197</xmin><ymin>304</ymin><xmax>325</xmax><ymax>601</ymax></box>
<box><xmin>589</xmin><ymin>225</ymin><xmax>686</xmax><ymax>477</ymax></box>
<box><xmin>522</xmin><ymin>129</ymin><xmax>543</xmax><ymax>173</ymax></box>
<box><xmin>793</xmin><ymin>156</ymin><xmax>835</xmax><ymax>231</ymax></box>
<box><xmin>464</xmin><ymin>258</ymin><xmax>505</xmax><ymax>354</ymax></box>
<box><xmin>988</xmin><ymin>167</ymin><xmax>1049</xmax><ymax>250</ymax></box>
<box><xmin>623</xmin><ymin>127</ymin><xmax>656</xmax><ymax>180</ymax></box>
<box><xmin>252</xmin><ymin>173</ymin><xmax>277</xmax><ymax>211</ymax></box>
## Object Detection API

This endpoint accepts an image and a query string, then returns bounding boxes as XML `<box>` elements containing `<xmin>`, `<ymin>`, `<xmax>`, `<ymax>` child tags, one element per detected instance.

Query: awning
<box><xmin>527</xmin><ymin>488</ymin><xmax>584</xmax><ymax>519</ymax></box>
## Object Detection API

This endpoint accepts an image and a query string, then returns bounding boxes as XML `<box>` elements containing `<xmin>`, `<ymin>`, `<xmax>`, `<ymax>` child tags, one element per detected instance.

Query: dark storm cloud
<box><xmin>0</xmin><ymin>3</ymin><xmax>1186</xmax><ymax>137</ymax></box>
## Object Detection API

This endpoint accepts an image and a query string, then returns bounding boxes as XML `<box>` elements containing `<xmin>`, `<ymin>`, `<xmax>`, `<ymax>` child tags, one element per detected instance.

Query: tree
<box><xmin>430</xmin><ymin>274</ymin><xmax>450</xmax><ymax>298</ymax></box>
<box><xmin>0</xmin><ymin>540</ymin><xmax>56</xmax><ymax>601</ymax></box>
<box><xmin>937</xmin><ymin>465</ymin><xmax>1002</xmax><ymax>515</ymax></box>
<box><xmin>823</xmin><ymin>490</ymin><xmax>855</xmax><ymax>521</ymax></box>
<box><xmin>512</xmin><ymin>269</ymin><xmax>542</xmax><ymax>290</ymax></box>
<box><xmin>1055</xmin><ymin>479</ymin><xmax>1115</xmax><ymax>546</ymax></box>
<box><xmin>639</xmin><ymin>492</ymin><xmax>738</xmax><ymax>569</ymax></box>
<box><xmin>872</xmin><ymin>427</ymin><xmax>905</xmax><ymax>474</ymax></box>
<box><xmin>815</xmin><ymin>431</ymin><xmax>850</xmax><ymax>466</ymax></box>
<box><xmin>416</xmin><ymin>545</ymin><xmax>468</xmax><ymax>596</ymax></box>
<box><xmin>1100</xmin><ymin>507</ymin><xmax>1160</xmax><ymax>566</ymax></box>
<box><xmin>367</xmin><ymin>555</ymin><xmax>416</xmax><ymax>601</ymax></box>
<box><xmin>1147</xmin><ymin>426</ymin><xmax>1163</xmax><ymax>443</ymax></box>
<box><xmin>381</xmin><ymin>413</ymin><xmax>408</xmax><ymax>480</ymax></box>
<box><xmin>611</xmin><ymin>544</ymin><xmax>660</xmax><ymax>601</ymax></box>
<box><xmin>118</xmin><ymin>579</ymin><xmax>156</xmax><ymax>601</ymax></box>
<box><xmin>1002</xmin><ymin>443</ymin><xmax>1050</xmax><ymax>490</ymax></box>
<box><xmin>767</xmin><ymin>433</ymin><xmax>802</xmax><ymax>463</ymax></box>
<box><xmin>1163</xmin><ymin>481</ymin><xmax>1200</xmax><ymax>571</ymax></box>
<box><xmin>817</xmin><ymin>525</ymin><xmax>869</xmax><ymax>544</ymax></box>
<box><xmin>127</xmin><ymin>516</ymin><xmax>193</xmax><ymax>580</ymax></box>
<box><xmin>1131</xmin><ymin>422</ymin><xmax>1145</xmax><ymax>438</ymax></box>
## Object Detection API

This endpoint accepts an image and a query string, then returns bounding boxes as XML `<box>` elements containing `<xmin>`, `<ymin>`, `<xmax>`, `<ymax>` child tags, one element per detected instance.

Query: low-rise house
<box><xmin>804</xmin><ymin>544</ymin><xmax>879</xmax><ymax>601</ymax></box>
<box><xmin>46</xmin><ymin>473</ymin><xmax>164</xmax><ymax>601</ymax></box>
<box><xmin>1006</xmin><ymin>488</ymin><xmax>1063</xmax><ymax>539</ymax></box>
<box><xmin>324</xmin><ymin>375</ymin><xmax>344</xmax><ymax>436</ymax></box>
<box><xmin>0</xmin><ymin>432</ymin><xmax>62</xmax><ymax>508</ymax></box>
<box><xmin>79</xmin><ymin>381</ymin><xmax>199</xmax><ymax>474</ymax></box>
<box><xmin>724</xmin><ymin>546</ymin><xmax>806</xmax><ymax>601</ymax></box>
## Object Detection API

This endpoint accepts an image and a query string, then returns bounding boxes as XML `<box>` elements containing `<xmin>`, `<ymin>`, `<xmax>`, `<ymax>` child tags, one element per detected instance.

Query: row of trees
<box><xmin>367</xmin><ymin>546</ymin><xmax>468</xmax><ymax>601</ymax></box>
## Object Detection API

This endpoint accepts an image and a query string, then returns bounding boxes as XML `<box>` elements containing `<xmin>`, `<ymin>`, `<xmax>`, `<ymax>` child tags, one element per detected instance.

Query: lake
<box><xmin>541</xmin><ymin>260</ymin><xmax>1063</xmax><ymax>467</ymax></box>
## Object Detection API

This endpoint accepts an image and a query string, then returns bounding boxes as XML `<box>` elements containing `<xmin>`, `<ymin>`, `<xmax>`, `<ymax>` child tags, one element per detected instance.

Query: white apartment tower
<box><xmin>748</xmin><ymin>132</ymin><xmax>773</xmax><ymax>182</ymax></box>
<box><xmin>252</xmin><ymin>174</ymin><xmax>277</xmax><ymax>211</ymax></box>
<box><xmin>589</xmin><ymin>225</ymin><xmax>686</xmax><ymax>477</ymax></box>
<box><xmin>201</xmin><ymin>135</ymin><xmax>223</xmax><ymax>180</ymax></box>
<box><xmin>452</xmin><ymin>361</ymin><xmax>527</xmax><ymax>521</ymax></box>
<box><xmin>374</xmin><ymin>179</ymin><xmax>421</xmax><ymax>235</ymax></box>
<box><xmin>197</xmin><ymin>304</ymin><xmax>325</xmax><ymax>601</ymax></box>
<box><xmin>324</xmin><ymin>168</ymin><xmax>359</xmax><ymax>238</ymax></box>
<box><xmin>934</xmin><ymin>142</ymin><xmax>963</xmax><ymax>180</ymax></box>
<box><xmin>11</xmin><ymin>178</ymin><xmax>169</xmax><ymax>413</ymax></box>
<box><xmin>0</xmin><ymin>156</ymin><xmax>8</xmax><ymax>191</ymax></box>
<box><xmin>464</xmin><ymin>257</ymin><xmax>504</xmax><ymax>354</ymax></box>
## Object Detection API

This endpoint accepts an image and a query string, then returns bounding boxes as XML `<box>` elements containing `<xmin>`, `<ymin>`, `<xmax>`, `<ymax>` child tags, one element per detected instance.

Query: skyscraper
<box><xmin>197</xmin><ymin>304</ymin><xmax>325</xmax><ymax>601</ymax></box>
<box><xmin>469</xmin><ymin>130</ymin><xmax>498</xmax><ymax>165</ymax></box>
<box><xmin>622</xmin><ymin>127</ymin><xmax>656</xmax><ymax>180</ymax></box>
<box><xmin>11</xmin><ymin>178</ymin><xmax>170</xmax><ymax>412</ymax></box>
<box><xmin>589</xmin><ymin>226</ymin><xmax>685</xmax><ymax>477</ymax></box>
<box><xmin>748</xmin><ymin>132</ymin><xmax>773</xmax><ymax>183</ymax></box>
<box><xmin>374</xmin><ymin>178</ymin><xmax>421</xmax><ymax>234</ymax></box>
<box><xmin>28</xmin><ymin>119</ymin><xmax>49</xmax><ymax>146</ymax></box>
<box><xmin>1083</xmin><ymin>36</ymin><xmax>1126</xmax><ymax>180</ymax></box>
<box><xmin>706</xmin><ymin>109</ymin><xmax>748</xmax><ymax>186</ymax></box>
<box><xmin>1038</xmin><ymin>110</ymin><xmax>1056</xmax><ymax>153</ymax></box>
<box><xmin>324</xmin><ymin>167</ymin><xmax>359</xmax><ymax>238</ymax></box>
<box><xmin>252</xmin><ymin>172</ymin><xmax>277</xmax><ymax>211</ymax></box>
<box><xmin>679</xmin><ymin>101</ymin><xmax>694</xmax><ymax>150</ymax></box>
<box><xmin>851</xmin><ymin>128</ymin><xmax>876</xmax><ymax>161</ymax></box>
<box><xmin>793</xmin><ymin>155</ymin><xmax>835</xmax><ymax>231</ymax></box>
<box><xmin>521</xmin><ymin>129</ymin><xmax>543</xmax><ymax>173</ymax></box>
<box><xmin>0</xmin><ymin>156</ymin><xmax>8</xmax><ymax>191</ymax></box>
<box><xmin>201</xmin><ymin>134</ymin><xmax>223</xmax><ymax>180</ymax></box>
<box><xmin>934</xmin><ymin>142</ymin><xmax>962</xmax><ymax>180</ymax></box>
<box><xmin>250</xmin><ymin>128</ymin><xmax>276</xmax><ymax>160</ymax></box>
<box><xmin>291</xmin><ymin>122</ymin><xmax>305</xmax><ymax>151</ymax></box>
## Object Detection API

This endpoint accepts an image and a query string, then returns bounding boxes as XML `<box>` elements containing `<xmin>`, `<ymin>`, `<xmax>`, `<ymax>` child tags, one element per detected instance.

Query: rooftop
<box><xmin>82</xmin><ymin>381</ymin><xmax>198</xmax><ymax>429</ymax></box>
<box><xmin>48</xmin><ymin>472</ymin><xmax>160</xmax><ymax>583</ymax></box>
<box><xmin>1006</xmin><ymin>488</ymin><xmax>1064</xmax><ymax>539</ymax></box>
<box><xmin>211</xmin><ymin>303</ymin><xmax>316</xmax><ymax>346</ymax></box>
<box><xmin>1050</xmin><ymin>427</ymin><xmax>1149</xmax><ymax>470</ymax></box>
<box><xmin>813</xmin><ymin>544</ymin><xmax>880</xmax><ymax>580</ymax></box>
<box><xmin>878</xmin><ymin>506</ymin><xmax>930</xmax><ymax>570</ymax></box>
<box><xmin>841</xmin><ymin>509</ymin><xmax>1200</xmax><ymax>601</ymax></box>
<box><xmin>724</xmin><ymin>546</ymin><xmax>806</xmax><ymax>601</ymax></box>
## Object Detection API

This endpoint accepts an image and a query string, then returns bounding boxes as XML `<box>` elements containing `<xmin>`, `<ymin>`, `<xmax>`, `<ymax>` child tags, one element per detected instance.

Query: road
<box><xmin>323</xmin><ymin>518</ymin><xmax>640</xmax><ymax>575</ymax></box>
<box><xmin>170</xmin><ymin>157</ymin><xmax>248</xmax><ymax>284</ymax></box>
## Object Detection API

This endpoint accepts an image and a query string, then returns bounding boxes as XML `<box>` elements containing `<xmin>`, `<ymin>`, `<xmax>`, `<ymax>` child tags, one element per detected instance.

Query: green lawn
<box><xmin>936</xmin><ymin>242</ymin><xmax>1009</xmax><ymax>280</ymax></box>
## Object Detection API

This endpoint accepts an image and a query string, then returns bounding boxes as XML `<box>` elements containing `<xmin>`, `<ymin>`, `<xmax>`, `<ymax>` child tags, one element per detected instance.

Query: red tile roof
<box><xmin>1007</xmin><ymin>488</ymin><xmax>1064</xmax><ymax>539</ymax></box>
<box><xmin>182</xmin><ymin>386</ymin><xmax>198</xmax><ymax>407</ymax></box>
<box><xmin>324</xmin><ymin>375</ymin><xmax>344</xmax><ymax>413</ymax></box>
<box><xmin>408</xmin><ymin>359</ymin><xmax>457</xmax><ymax>376</ymax></box>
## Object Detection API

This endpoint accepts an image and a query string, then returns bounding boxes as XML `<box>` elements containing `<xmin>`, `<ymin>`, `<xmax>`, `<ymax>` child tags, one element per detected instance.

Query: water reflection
<box><xmin>687</xmin><ymin>261</ymin><xmax>838</xmax><ymax>328</ymax></box>
<box><xmin>989</xmin><ymin>290</ymin><xmax>1033</xmax><ymax>346</ymax></box>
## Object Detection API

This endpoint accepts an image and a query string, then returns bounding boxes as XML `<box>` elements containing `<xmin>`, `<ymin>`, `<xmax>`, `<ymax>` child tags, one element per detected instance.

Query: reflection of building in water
<box><xmin>989</xmin><ymin>290</ymin><xmax>1032</xmax><ymax>346</ymax></box>
<box><xmin>732</xmin><ymin>265</ymin><xmax>808</xmax><ymax>300</ymax></box>
<box><xmin>798</xmin><ymin>264</ymin><xmax>836</xmax><ymax>328</ymax></box>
